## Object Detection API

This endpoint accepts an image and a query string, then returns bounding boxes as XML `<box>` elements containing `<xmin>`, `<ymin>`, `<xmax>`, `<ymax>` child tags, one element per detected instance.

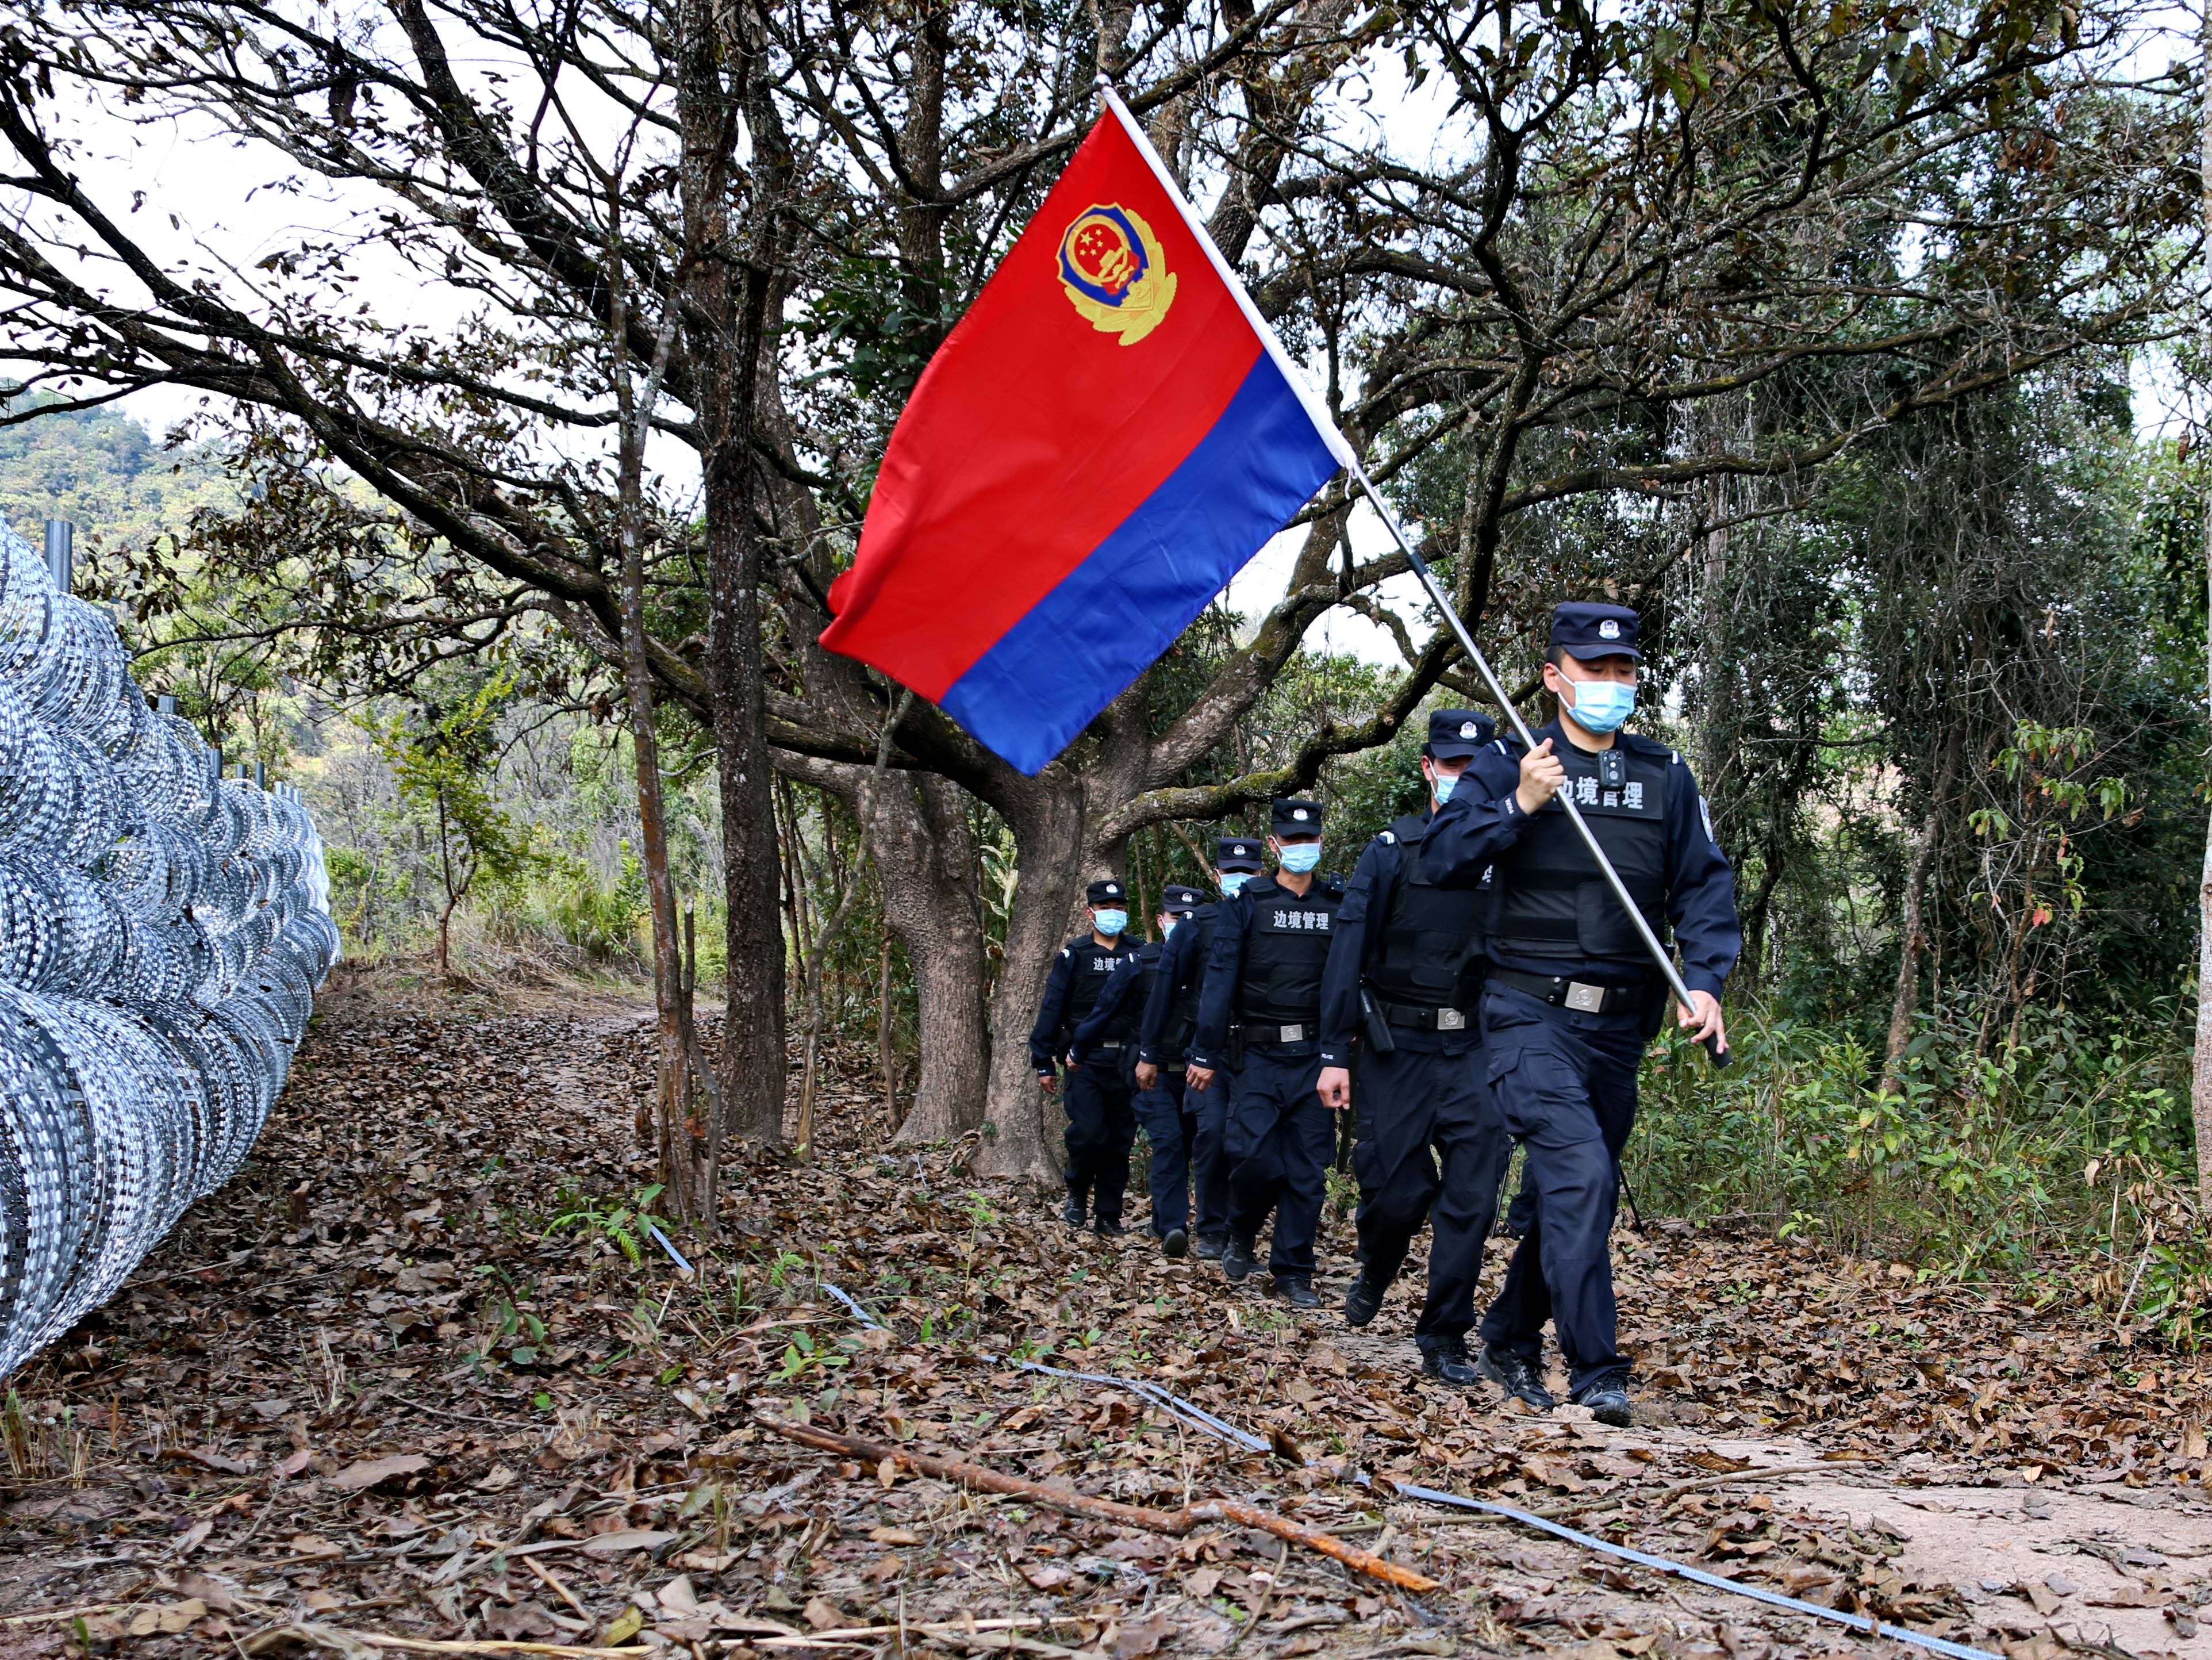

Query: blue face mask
<box><xmin>1565</xmin><ymin>678</ymin><xmax>1636</xmax><ymax>735</ymax></box>
<box><xmin>1431</xmin><ymin>768</ymin><xmax>1461</xmax><ymax>803</ymax></box>
<box><xmin>1277</xmin><ymin>842</ymin><xmax>1323</xmax><ymax>874</ymax></box>
<box><xmin>1092</xmin><ymin>908</ymin><xmax>1127</xmax><ymax>936</ymax></box>
<box><xmin>1218</xmin><ymin>872</ymin><xmax>1251</xmax><ymax>896</ymax></box>
<box><xmin>1162</xmin><ymin>918</ymin><xmax>1178</xmax><ymax>937</ymax></box>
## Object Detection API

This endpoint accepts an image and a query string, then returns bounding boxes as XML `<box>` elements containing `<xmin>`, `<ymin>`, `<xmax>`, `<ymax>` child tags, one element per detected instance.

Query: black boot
<box><xmin>1572</xmin><ymin>1376</ymin><xmax>1633</xmax><ymax>1428</ymax></box>
<box><xmin>1342</xmin><ymin>1268</ymin><xmax>1389</xmax><ymax>1328</ymax></box>
<box><xmin>1418</xmin><ymin>1333</ymin><xmax>1480</xmax><ymax>1387</ymax></box>
<box><xmin>1061</xmin><ymin>1190</ymin><xmax>1086</xmax><ymax>1228</ymax></box>
<box><xmin>1477</xmin><ymin>1346</ymin><xmax>1557</xmax><ymax>1411</ymax></box>
<box><xmin>1161</xmin><ymin>1228</ymin><xmax>1189</xmax><ymax>1259</ymax></box>
<box><xmin>1193</xmin><ymin>1233</ymin><xmax>1228</xmax><ymax>1260</ymax></box>
<box><xmin>1220</xmin><ymin>1236</ymin><xmax>1258</xmax><ymax>1283</ymax></box>
<box><xmin>1093</xmin><ymin>1215</ymin><xmax>1127</xmax><ymax>1239</ymax></box>
<box><xmin>1273</xmin><ymin>1274</ymin><xmax>1320</xmax><ymax>1309</ymax></box>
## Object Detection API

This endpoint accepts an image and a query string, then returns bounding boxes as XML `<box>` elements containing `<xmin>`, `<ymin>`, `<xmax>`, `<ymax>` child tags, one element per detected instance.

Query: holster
<box><xmin>1359</xmin><ymin>988</ymin><xmax>1396</xmax><ymax>1055</ymax></box>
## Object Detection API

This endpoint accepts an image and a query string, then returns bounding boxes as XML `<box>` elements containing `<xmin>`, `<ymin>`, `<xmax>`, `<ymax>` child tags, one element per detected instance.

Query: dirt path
<box><xmin>2</xmin><ymin>985</ymin><xmax>2207</xmax><ymax>1660</ymax></box>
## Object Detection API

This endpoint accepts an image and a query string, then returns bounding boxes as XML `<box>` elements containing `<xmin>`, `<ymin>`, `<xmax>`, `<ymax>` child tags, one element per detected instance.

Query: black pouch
<box><xmin>1638</xmin><ymin>976</ymin><xmax>1669</xmax><ymax>1041</ymax></box>
<box><xmin>1228</xmin><ymin>1028</ymin><xmax>1247</xmax><ymax>1071</ymax></box>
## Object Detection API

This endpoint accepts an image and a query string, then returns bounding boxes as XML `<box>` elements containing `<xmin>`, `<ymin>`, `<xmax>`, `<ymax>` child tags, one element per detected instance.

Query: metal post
<box><xmin>1345</xmin><ymin>459</ymin><xmax>1728</xmax><ymax>1063</ymax></box>
<box><xmin>255</xmin><ymin>762</ymin><xmax>267</xmax><ymax>789</ymax></box>
<box><xmin>156</xmin><ymin>694</ymin><xmax>176</xmax><ymax>716</ymax></box>
<box><xmin>43</xmin><ymin>520</ymin><xmax>72</xmax><ymax>594</ymax></box>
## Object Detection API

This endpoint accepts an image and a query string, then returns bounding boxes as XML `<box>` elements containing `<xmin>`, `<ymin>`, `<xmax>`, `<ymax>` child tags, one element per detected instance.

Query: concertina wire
<box><xmin>0</xmin><ymin>520</ymin><xmax>339</xmax><ymax>1379</ymax></box>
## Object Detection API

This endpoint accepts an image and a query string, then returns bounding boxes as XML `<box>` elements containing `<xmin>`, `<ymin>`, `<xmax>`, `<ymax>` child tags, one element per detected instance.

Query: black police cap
<box><xmin>1425</xmin><ymin>708</ymin><xmax>1495</xmax><ymax>760</ymax></box>
<box><xmin>1161</xmin><ymin>884</ymin><xmax>1205</xmax><ymax>915</ymax></box>
<box><xmin>1270</xmin><ymin>797</ymin><xmax>1324</xmax><ymax>837</ymax></box>
<box><xmin>1215</xmin><ymin>835</ymin><xmax>1264</xmax><ymax>872</ymax></box>
<box><xmin>1085</xmin><ymin>877</ymin><xmax>1127</xmax><ymax>906</ymax></box>
<box><xmin>1550</xmin><ymin>601</ymin><xmax>1642</xmax><ymax>662</ymax></box>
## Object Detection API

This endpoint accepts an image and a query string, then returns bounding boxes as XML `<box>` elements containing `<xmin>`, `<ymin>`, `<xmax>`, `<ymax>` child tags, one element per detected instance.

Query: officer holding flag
<box><xmin>1423</xmin><ymin>603</ymin><xmax>1740</xmax><ymax>1425</ymax></box>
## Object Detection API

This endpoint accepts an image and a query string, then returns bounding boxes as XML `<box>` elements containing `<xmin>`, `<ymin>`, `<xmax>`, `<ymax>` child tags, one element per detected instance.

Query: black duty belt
<box><xmin>1233</xmin><ymin>1022</ymin><xmax>1314</xmax><ymax>1045</ymax></box>
<box><xmin>1373</xmin><ymin>996</ymin><xmax>1470</xmax><ymax>1032</ymax></box>
<box><xmin>1487</xmin><ymin>968</ymin><xmax>1649</xmax><ymax>1015</ymax></box>
<box><xmin>1091</xmin><ymin>1040</ymin><xmax>1124</xmax><ymax>1051</ymax></box>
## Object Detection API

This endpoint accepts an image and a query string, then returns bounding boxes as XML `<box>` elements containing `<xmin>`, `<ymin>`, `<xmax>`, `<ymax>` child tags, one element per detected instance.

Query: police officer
<box><xmin>1135</xmin><ymin>838</ymin><xmax>1265</xmax><ymax>1260</ymax></box>
<box><xmin>1423</xmin><ymin>603</ymin><xmax>1740</xmax><ymax>1426</ymax></box>
<box><xmin>1314</xmin><ymin>710</ymin><xmax>1527</xmax><ymax>1383</ymax></box>
<box><xmin>1030</xmin><ymin>878</ymin><xmax>1142</xmax><ymax>1234</ymax></box>
<box><xmin>1070</xmin><ymin>885</ymin><xmax>1208</xmax><ymax>1255</ymax></box>
<box><xmin>1188</xmin><ymin>800</ymin><xmax>1342</xmax><ymax>1307</ymax></box>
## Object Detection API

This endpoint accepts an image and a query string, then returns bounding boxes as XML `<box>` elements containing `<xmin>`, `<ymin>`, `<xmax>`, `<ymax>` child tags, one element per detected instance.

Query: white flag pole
<box><xmin>1096</xmin><ymin>76</ymin><xmax>1720</xmax><ymax>1056</ymax></box>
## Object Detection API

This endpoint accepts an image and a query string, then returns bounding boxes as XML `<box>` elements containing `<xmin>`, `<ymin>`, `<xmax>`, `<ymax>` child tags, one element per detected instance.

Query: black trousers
<box><xmin>1063</xmin><ymin>1062</ymin><xmax>1137</xmax><ymax>1221</ymax></box>
<box><xmin>1351</xmin><ymin>1036</ymin><xmax>1509</xmax><ymax>1339</ymax></box>
<box><xmin>1134</xmin><ymin>1071</ymin><xmax>1203</xmax><ymax>1236</ymax></box>
<box><xmin>1476</xmin><ymin>985</ymin><xmax>1646</xmax><ymax>1393</ymax></box>
<box><xmin>1223</xmin><ymin>1048</ymin><xmax>1333</xmax><ymax>1277</ymax></box>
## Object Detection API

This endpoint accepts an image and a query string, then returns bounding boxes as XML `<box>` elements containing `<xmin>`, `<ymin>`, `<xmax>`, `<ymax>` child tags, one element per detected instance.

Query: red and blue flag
<box><xmin>819</xmin><ymin>89</ymin><xmax>1353</xmax><ymax>775</ymax></box>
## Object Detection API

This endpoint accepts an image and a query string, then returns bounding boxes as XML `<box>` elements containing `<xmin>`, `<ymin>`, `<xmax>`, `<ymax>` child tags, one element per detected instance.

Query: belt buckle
<box><xmin>1436</xmin><ymin>1009</ymin><xmax>1465</xmax><ymax>1032</ymax></box>
<box><xmin>1564</xmin><ymin>982</ymin><xmax>1607</xmax><ymax>1014</ymax></box>
<box><xmin>1280</xmin><ymin>1023</ymin><xmax>1304</xmax><ymax>1043</ymax></box>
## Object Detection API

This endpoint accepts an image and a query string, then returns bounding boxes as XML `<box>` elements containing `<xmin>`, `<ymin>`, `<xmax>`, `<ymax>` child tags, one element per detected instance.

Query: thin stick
<box><xmin>520</xmin><ymin>1557</ymin><xmax>587</xmax><ymax>1621</ymax></box>
<box><xmin>758</xmin><ymin>1417</ymin><xmax>1439</xmax><ymax>1593</ymax></box>
<box><xmin>1</xmin><ymin>1604</ymin><xmax>121</xmax><ymax>1628</ymax></box>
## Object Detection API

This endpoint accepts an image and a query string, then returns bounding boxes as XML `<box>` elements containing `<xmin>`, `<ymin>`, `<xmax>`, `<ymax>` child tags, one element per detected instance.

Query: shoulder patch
<box><xmin>1378</xmin><ymin>830</ymin><xmax>1397</xmax><ymax>845</ymax></box>
<box><xmin>1059</xmin><ymin>946</ymin><xmax>1072</xmax><ymax>960</ymax></box>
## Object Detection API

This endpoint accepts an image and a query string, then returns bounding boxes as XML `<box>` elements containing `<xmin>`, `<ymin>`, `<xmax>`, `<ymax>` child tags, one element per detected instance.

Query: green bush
<box><xmin>1631</xmin><ymin>998</ymin><xmax>2196</xmax><ymax>1297</ymax></box>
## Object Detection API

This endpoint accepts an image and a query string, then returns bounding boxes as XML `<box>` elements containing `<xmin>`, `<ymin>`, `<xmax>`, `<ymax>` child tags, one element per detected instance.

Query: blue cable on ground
<box><xmin>810</xmin><ymin>1281</ymin><xmax>1999</xmax><ymax>1660</ymax></box>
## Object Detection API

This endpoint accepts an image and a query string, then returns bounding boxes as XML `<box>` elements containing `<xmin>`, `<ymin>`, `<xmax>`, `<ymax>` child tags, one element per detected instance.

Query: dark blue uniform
<box><xmin>1072</xmin><ymin>932</ymin><xmax>1200</xmax><ymax>1240</ymax></box>
<box><xmin>1423</xmin><ymin>718</ymin><xmax>1739</xmax><ymax>1394</ymax></box>
<box><xmin>1192</xmin><ymin>869</ymin><xmax>1343</xmax><ymax>1283</ymax></box>
<box><xmin>1137</xmin><ymin>901</ymin><xmax>1234</xmax><ymax>1245</ymax></box>
<box><xmin>1317</xmin><ymin>726</ymin><xmax>1523</xmax><ymax>1345</ymax></box>
<box><xmin>1030</xmin><ymin>931</ymin><xmax>1140</xmax><ymax>1224</ymax></box>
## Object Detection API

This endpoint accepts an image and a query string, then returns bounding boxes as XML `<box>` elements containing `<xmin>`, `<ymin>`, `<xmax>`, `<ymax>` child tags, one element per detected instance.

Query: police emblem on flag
<box><xmin>1058</xmin><ymin>205</ymin><xmax>1177</xmax><ymax>344</ymax></box>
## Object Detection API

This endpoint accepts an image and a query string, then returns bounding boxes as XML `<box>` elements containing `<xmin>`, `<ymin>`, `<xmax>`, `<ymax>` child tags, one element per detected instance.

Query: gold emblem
<box><xmin>1057</xmin><ymin>204</ymin><xmax>1177</xmax><ymax>345</ymax></box>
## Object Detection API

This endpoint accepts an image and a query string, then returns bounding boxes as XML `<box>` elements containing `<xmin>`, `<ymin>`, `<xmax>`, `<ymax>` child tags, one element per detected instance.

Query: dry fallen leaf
<box><xmin>328</xmin><ymin>1452</ymin><xmax>429</xmax><ymax>1491</ymax></box>
<box><xmin>581</xmin><ymin>1528</ymin><xmax>678</xmax><ymax>1556</ymax></box>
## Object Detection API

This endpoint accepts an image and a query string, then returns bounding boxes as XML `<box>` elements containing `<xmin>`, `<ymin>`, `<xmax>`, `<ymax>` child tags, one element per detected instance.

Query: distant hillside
<box><xmin>0</xmin><ymin>393</ymin><xmax>233</xmax><ymax>556</ymax></box>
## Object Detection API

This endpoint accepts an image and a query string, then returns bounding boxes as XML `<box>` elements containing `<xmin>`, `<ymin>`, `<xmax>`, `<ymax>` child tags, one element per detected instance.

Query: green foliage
<box><xmin>1634</xmin><ymin>996</ymin><xmax>2197</xmax><ymax>1304</ymax></box>
<box><xmin>542</xmin><ymin>1183</ymin><xmax>674</xmax><ymax>1267</ymax></box>
<box><xmin>363</xmin><ymin>669</ymin><xmax>554</xmax><ymax>965</ymax></box>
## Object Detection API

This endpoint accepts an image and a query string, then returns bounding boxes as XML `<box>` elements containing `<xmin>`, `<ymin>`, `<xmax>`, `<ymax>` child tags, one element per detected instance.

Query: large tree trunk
<box><xmin>680</xmin><ymin>0</ymin><xmax>786</xmax><ymax>1143</ymax></box>
<box><xmin>882</xmin><ymin>776</ymin><xmax>989</xmax><ymax>1144</ymax></box>
<box><xmin>971</xmin><ymin>793</ymin><xmax>1086</xmax><ymax>1184</ymax></box>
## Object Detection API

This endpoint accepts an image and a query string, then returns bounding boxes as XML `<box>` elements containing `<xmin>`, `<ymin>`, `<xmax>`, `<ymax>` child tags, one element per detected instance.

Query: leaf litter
<box><xmin>2</xmin><ymin>969</ymin><xmax>2210</xmax><ymax>1660</ymax></box>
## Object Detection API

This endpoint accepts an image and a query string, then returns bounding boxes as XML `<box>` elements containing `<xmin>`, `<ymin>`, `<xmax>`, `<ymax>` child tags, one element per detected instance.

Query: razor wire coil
<box><xmin>0</xmin><ymin>522</ymin><xmax>337</xmax><ymax>1379</ymax></box>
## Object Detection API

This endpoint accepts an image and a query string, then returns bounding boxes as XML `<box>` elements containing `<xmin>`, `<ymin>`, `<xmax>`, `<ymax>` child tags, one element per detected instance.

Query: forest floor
<box><xmin>4</xmin><ymin>966</ymin><xmax>2211</xmax><ymax>1660</ymax></box>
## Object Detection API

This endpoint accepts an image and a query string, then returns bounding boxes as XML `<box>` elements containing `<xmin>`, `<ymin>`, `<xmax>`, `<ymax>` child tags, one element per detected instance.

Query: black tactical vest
<box><xmin>1159</xmin><ymin>906</ymin><xmax>1220</xmax><ymax>1068</ymax></box>
<box><xmin>1235</xmin><ymin>876</ymin><xmax>1344</xmax><ymax>1025</ymax></box>
<box><xmin>1488</xmin><ymin>737</ymin><xmax>1672</xmax><ymax>964</ymax></box>
<box><xmin>1112</xmin><ymin>940</ymin><xmax>1162</xmax><ymax>1048</ymax></box>
<box><xmin>1061</xmin><ymin>936</ymin><xmax>1138</xmax><ymax>1042</ymax></box>
<box><xmin>1368</xmin><ymin>813</ymin><xmax>1488</xmax><ymax>1008</ymax></box>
